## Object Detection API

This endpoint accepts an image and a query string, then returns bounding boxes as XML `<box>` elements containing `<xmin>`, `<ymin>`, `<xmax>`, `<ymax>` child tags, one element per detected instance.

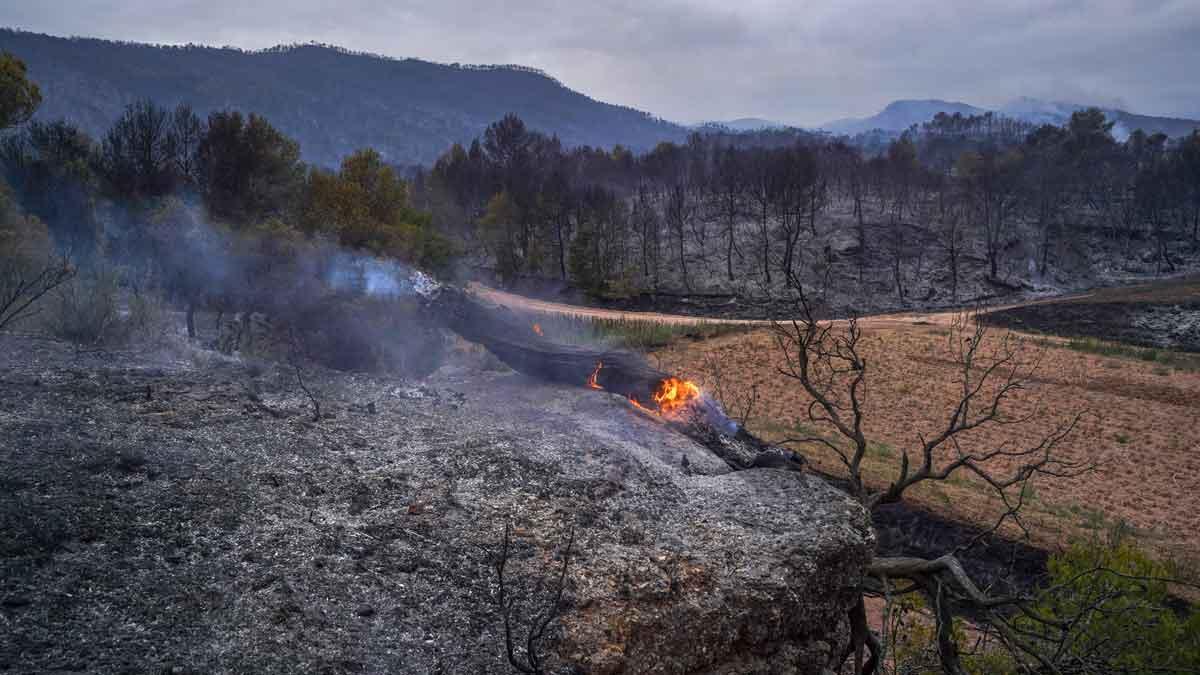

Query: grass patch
<box><xmin>522</xmin><ymin>312</ymin><xmax>754</xmax><ymax>351</ymax></box>
<box><xmin>867</xmin><ymin>441</ymin><xmax>896</xmax><ymax>459</ymax></box>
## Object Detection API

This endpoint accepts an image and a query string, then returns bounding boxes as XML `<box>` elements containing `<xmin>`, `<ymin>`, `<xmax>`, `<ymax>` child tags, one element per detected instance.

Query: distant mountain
<box><xmin>823</xmin><ymin>96</ymin><xmax>1199</xmax><ymax>140</ymax></box>
<box><xmin>997</xmin><ymin>97</ymin><xmax>1082</xmax><ymax>126</ymax></box>
<box><xmin>697</xmin><ymin>117</ymin><xmax>789</xmax><ymax>132</ymax></box>
<box><xmin>0</xmin><ymin>29</ymin><xmax>688</xmax><ymax>167</ymax></box>
<box><xmin>821</xmin><ymin>99</ymin><xmax>986</xmax><ymax>135</ymax></box>
<box><xmin>1001</xmin><ymin>97</ymin><xmax>1200</xmax><ymax>140</ymax></box>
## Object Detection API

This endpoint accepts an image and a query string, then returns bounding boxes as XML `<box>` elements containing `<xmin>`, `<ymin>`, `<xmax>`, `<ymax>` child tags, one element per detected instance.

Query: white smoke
<box><xmin>324</xmin><ymin>252</ymin><xmax>441</xmax><ymax>298</ymax></box>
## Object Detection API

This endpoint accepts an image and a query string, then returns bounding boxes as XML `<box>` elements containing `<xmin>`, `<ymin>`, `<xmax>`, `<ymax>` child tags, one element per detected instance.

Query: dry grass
<box><xmin>655</xmin><ymin>322</ymin><xmax>1200</xmax><ymax>568</ymax></box>
<box><xmin>512</xmin><ymin>310</ymin><xmax>754</xmax><ymax>350</ymax></box>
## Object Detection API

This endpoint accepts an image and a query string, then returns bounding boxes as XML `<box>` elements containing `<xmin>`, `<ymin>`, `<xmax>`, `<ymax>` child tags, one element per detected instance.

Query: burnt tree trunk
<box><xmin>186</xmin><ymin>302</ymin><xmax>196</xmax><ymax>339</ymax></box>
<box><xmin>425</xmin><ymin>286</ymin><xmax>803</xmax><ymax>473</ymax></box>
<box><xmin>430</xmin><ymin>285</ymin><xmax>669</xmax><ymax>405</ymax></box>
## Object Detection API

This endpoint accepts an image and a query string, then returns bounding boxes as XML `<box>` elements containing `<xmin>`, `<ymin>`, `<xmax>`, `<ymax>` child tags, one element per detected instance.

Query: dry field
<box><xmin>475</xmin><ymin>277</ymin><xmax>1200</xmax><ymax>570</ymax></box>
<box><xmin>654</xmin><ymin>320</ymin><xmax>1200</xmax><ymax>568</ymax></box>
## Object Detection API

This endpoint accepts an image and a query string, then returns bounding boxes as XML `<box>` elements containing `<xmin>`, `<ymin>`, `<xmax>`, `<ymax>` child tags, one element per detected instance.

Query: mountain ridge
<box><xmin>821</xmin><ymin>96</ymin><xmax>1199</xmax><ymax>139</ymax></box>
<box><xmin>0</xmin><ymin>28</ymin><xmax>689</xmax><ymax>167</ymax></box>
<box><xmin>821</xmin><ymin>99</ymin><xmax>986</xmax><ymax>135</ymax></box>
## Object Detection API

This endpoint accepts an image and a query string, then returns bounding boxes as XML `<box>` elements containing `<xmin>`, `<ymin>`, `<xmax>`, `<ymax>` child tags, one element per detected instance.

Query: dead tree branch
<box><xmin>493</xmin><ymin>522</ymin><xmax>575</xmax><ymax>674</ymax></box>
<box><xmin>0</xmin><ymin>257</ymin><xmax>73</xmax><ymax>333</ymax></box>
<box><xmin>285</xmin><ymin>325</ymin><xmax>321</xmax><ymax>422</ymax></box>
<box><xmin>765</xmin><ymin>284</ymin><xmax>1102</xmax><ymax>674</ymax></box>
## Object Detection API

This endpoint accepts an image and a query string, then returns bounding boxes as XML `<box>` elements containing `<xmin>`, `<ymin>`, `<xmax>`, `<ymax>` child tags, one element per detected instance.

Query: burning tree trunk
<box><xmin>425</xmin><ymin>284</ymin><xmax>802</xmax><ymax>473</ymax></box>
<box><xmin>434</xmin><ymin>285</ymin><xmax>669</xmax><ymax>405</ymax></box>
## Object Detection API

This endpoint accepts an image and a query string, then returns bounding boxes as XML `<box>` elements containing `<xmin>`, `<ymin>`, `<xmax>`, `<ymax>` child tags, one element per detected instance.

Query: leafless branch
<box><xmin>492</xmin><ymin>521</ymin><xmax>575</xmax><ymax>675</ymax></box>
<box><xmin>0</xmin><ymin>257</ymin><xmax>74</xmax><ymax>333</ymax></box>
<box><xmin>761</xmin><ymin>285</ymin><xmax>1123</xmax><ymax>674</ymax></box>
<box><xmin>285</xmin><ymin>325</ymin><xmax>321</xmax><ymax>422</ymax></box>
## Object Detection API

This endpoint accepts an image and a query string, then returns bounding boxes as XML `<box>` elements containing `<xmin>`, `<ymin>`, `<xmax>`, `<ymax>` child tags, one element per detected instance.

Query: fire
<box><xmin>580</xmin><ymin>363</ymin><xmax>701</xmax><ymax>417</ymax></box>
<box><xmin>627</xmin><ymin>396</ymin><xmax>652</xmax><ymax>412</ymax></box>
<box><xmin>532</xmin><ymin>323</ymin><xmax>544</xmax><ymax>336</ymax></box>
<box><xmin>652</xmin><ymin>377</ymin><xmax>702</xmax><ymax>414</ymax></box>
<box><xmin>587</xmin><ymin>361</ymin><xmax>603</xmax><ymax>389</ymax></box>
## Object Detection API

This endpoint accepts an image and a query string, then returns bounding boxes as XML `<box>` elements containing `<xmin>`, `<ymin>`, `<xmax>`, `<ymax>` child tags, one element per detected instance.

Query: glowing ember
<box><xmin>652</xmin><ymin>377</ymin><xmax>702</xmax><ymax>414</ymax></box>
<box><xmin>532</xmin><ymin>323</ymin><xmax>544</xmax><ymax>336</ymax></box>
<box><xmin>587</xmin><ymin>361</ymin><xmax>604</xmax><ymax>389</ymax></box>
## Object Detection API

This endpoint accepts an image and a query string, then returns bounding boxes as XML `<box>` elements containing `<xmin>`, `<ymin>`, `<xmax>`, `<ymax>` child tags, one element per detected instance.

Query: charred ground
<box><xmin>0</xmin><ymin>332</ymin><xmax>883</xmax><ymax>674</ymax></box>
<box><xmin>982</xmin><ymin>276</ymin><xmax>1200</xmax><ymax>352</ymax></box>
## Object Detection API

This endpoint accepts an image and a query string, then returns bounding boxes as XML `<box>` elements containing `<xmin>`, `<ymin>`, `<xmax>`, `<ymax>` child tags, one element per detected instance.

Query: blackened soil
<box><xmin>0</xmin><ymin>332</ymin><xmax>1060</xmax><ymax>673</ymax></box>
<box><xmin>0</xmin><ymin>337</ymin><xmax>509</xmax><ymax>674</ymax></box>
<box><xmin>983</xmin><ymin>301</ymin><xmax>1200</xmax><ymax>352</ymax></box>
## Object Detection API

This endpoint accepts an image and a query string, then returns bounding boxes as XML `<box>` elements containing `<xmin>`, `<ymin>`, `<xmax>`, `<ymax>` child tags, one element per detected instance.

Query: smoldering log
<box><xmin>423</xmin><ymin>285</ymin><xmax>804</xmax><ymax>473</ymax></box>
<box><xmin>429</xmin><ymin>285</ymin><xmax>669</xmax><ymax>404</ymax></box>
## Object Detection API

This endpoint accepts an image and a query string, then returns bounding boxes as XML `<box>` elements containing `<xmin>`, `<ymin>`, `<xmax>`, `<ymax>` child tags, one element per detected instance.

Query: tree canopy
<box><xmin>0</xmin><ymin>51</ymin><xmax>41</xmax><ymax>129</ymax></box>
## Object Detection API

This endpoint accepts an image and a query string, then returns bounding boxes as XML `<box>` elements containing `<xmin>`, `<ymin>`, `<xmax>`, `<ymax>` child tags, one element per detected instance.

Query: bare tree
<box><xmin>746</xmin><ymin>151</ymin><xmax>776</xmax><ymax>284</ymax></box>
<box><xmin>768</xmin><ymin>287</ymin><xmax>1096</xmax><ymax>673</ymax></box>
<box><xmin>710</xmin><ymin>147</ymin><xmax>746</xmax><ymax>282</ymax></box>
<box><xmin>960</xmin><ymin>149</ymin><xmax>1021</xmax><ymax>281</ymax></box>
<box><xmin>937</xmin><ymin>204</ymin><xmax>967</xmax><ymax>303</ymax></box>
<box><xmin>663</xmin><ymin>180</ymin><xmax>696</xmax><ymax>293</ymax></box>
<box><xmin>493</xmin><ymin>522</ymin><xmax>575</xmax><ymax>674</ymax></box>
<box><xmin>634</xmin><ymin>182</ymin><xmax>663</xmax><ymax>293</ymax></box>
<box><xmin>285</xmin><ymin>325</ymin><xmax>321</xmax><ymax>422</ymax></box>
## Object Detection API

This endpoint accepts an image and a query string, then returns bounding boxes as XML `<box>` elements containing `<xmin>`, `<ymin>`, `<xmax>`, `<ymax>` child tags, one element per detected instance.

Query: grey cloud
<box><xmin>2</xmin><ymin>0</ymin><xmax>1197</xmax><ymax>125</ymax></box>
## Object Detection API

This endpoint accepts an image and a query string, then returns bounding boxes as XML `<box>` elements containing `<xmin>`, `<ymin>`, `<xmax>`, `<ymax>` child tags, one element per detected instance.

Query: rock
<box><xmin>0</xmin><ymin>334</ymin><xmax>874</xmax><ymax>674</ymax></box>
<box><xmin>555</xmin><ymin>469</ymin><xmax>871</xmax><ymax>673</ymax></box>
<box><xmin>430</xmin><ymin>367</ymin><xmax>874</xmax><ymax>674</ymax></box>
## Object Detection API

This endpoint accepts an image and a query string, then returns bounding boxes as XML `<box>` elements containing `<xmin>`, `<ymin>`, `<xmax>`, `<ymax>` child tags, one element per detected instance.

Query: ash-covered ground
<box><xmin>0</xmin><ymin>334</ymin><xmax>873</xmax><ymax>674</ymax></box>
<box><xmin>983</xmin><ymin>277</ymin><xmax>1200</xmax><ymax>353</ymax></box>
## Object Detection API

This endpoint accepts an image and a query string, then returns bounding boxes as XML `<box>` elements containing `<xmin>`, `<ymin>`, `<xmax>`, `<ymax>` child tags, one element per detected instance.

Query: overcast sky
<box><xmin>3</xmin><ymin>0</ymin><xmax>1198</xmax><ymax>125</ymax></box>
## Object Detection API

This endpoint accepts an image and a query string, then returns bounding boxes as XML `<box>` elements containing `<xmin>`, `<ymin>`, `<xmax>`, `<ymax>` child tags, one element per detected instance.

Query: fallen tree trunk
<box><xmin>424</xmin><ymin>285</ymin><xmax>803</xmax><ymax>473</ymax></box>
<box><xmin>429</xmin><ymin>285</ymin><xmax>670</xmax><ymax>404</ymax></box>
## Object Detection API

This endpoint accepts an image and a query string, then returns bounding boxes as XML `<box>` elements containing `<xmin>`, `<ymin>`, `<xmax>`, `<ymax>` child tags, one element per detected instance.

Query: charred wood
<box><xmin>425</xmin><ymin>285</ymin><xmax>804</xmax><ymax>474</ymax></box>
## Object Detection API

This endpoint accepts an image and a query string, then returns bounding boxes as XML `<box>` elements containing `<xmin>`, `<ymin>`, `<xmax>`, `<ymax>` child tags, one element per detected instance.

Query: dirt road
<box><xmin>468</xmin><ymin>282</ymin><xmax>1090</xmax><ymax>328</ymax></box>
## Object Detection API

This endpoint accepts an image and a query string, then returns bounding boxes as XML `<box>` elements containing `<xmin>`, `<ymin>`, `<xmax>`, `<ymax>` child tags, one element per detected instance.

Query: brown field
<box><xmin>654</xmin><ymin>321</ymin><xmax>1200</xmax><ymax>567</ymax></box>
<box><xmin>476</xmin><ymin>278</ymin><xmax>1200</xmax><ymax>570</ymax></box>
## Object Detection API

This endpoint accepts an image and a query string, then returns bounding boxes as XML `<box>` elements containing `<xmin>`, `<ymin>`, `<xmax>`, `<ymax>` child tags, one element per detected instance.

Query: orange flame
<box><xmin>652</xmin><ymin>377</ymin><xmax>702</xmax><ymax>414</ymax></box>
<box><xmin>587</xmin><ymin>361</ymin><xmax>604</xmax><ymax>389</ymax></box>
<box><xmin>532</xmin><ymin>323</ymin><xmax>544</xmax><ymax>336</ymax></box>
<box><xmin>627</xmin><ymin>396</ymin><xmax>652</xmax><ymax>412</ymax></box>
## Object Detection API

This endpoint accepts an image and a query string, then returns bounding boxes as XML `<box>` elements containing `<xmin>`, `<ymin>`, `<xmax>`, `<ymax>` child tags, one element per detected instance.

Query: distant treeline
<box><xmin>418</xmin><ymin>109</ymin><xmax>1200</xmax><ymax>299</ymax></box>
<box><xmin>3</xmin><ymin>44</ymin><xmax>1200</xmax><ymax>312</ymax></box>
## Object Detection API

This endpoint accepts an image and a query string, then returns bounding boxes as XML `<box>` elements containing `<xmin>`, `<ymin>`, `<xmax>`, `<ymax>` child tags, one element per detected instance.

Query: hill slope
<box><xmin>822</xmin><ymin>99</ymin><xmax>986</xmax><ymax>135</ymax></box>
<box><xmin>0</xmin><ymin>29</ymin><xmax>688</xmax><ymax>167</ymax></box>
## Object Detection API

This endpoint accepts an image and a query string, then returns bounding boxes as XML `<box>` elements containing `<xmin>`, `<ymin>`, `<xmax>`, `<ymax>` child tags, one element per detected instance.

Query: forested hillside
<box><xmin>0</xmin><ymin>29</ymin><xmax>687</xmax><ymax>167</ymax></box>
<box><xmin>422</xmin><ymin>110</ymin><xmax>1200</xmax><ymax>317</ymax></box>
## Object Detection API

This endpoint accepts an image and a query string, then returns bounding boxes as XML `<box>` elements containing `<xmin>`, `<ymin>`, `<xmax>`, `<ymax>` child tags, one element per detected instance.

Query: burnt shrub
<box><xmin>283</xmin><ymin>293</ymin><xmax>445</xmax><ymax>377</ymax></box>
<box><xmin>39</xmin><ymin>261</ymin><xmax>177</xmax><ymax>346</ymax></box>
<box><xmin>41</xmin><ymin>264</ymin><xmax>121</xmax><ymax>344</ymax></box>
